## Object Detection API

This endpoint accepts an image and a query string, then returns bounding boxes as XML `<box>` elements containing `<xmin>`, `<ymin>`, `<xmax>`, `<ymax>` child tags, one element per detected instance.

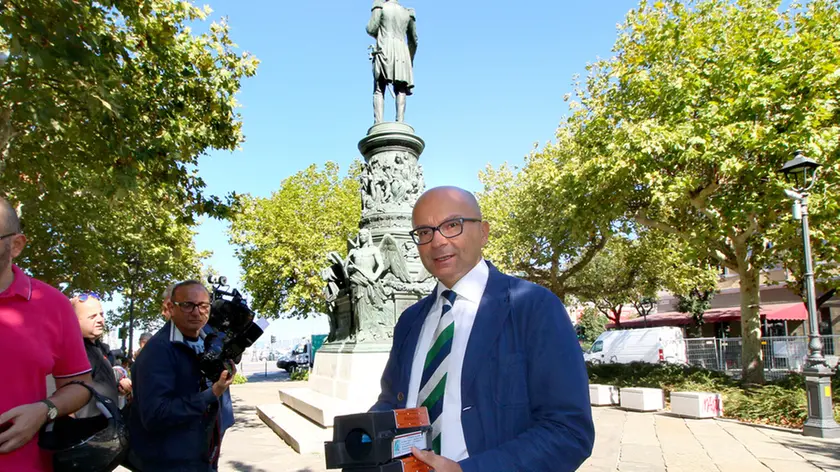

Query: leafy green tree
<box><xmin>229</xmin><ymin>162</ymin><xmax>361</xmax><ymax>318</ymax></box>
<box><xmin>480</xmin><ymin>152</ymin><xmax>720</xmax><ymax>325</ymax></box>
<box><xmin>0</xmin><ymin>0</ymin><xmax>258</xmax><ymax>292</ymax></box>
<box><xmin>631</xmin><ymin>296</ymin><xmax>659</xmax><ymax>327</ymax></box>
<box><xmin>549</xmin><ymin>0</ymin><xmax>840</xmax><ymax>383</ymax></box>
<box><xmin>577</xmin><ymin>306</ymin><xmax>608</xmax><ymax>345</ymax></box>
<box><xmin>556</xmin><ymin>227</ymin><xmax>717</xmax><ymax>328</ymax></box>
<box><xmin>677</xmin><ymin>287</ymin><xmax>716</xmax><ymax>337</ymax></box>
<box><xmin>571</xmin><ymin>237</ymin><xmax>638</xmax><ymax>327</ymax></box>
<box><xmin>101</xmin><ymin>190</ymin><xmax>209</xmax><ymax>344</ymax></box>
<box><xmin>478</xmin><ymin>158</ymin><xmax>614</xmax><ymax>304</ymax></box>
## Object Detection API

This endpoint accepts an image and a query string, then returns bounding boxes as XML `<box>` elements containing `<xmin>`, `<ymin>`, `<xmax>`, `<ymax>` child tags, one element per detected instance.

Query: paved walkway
<box><xmin>218</xmin><ymin>378</ymin><xmax>325</xmax><ymax>472</ymax></box>
<box><xmin>583</xmin><ymin>407</ymin><xmax>840</xmax><ymax>472</ymax></box>
<box><xmin>124</xmin><ymin>380</ymin><xmax>840</xmax><ymax>471</ymax></box>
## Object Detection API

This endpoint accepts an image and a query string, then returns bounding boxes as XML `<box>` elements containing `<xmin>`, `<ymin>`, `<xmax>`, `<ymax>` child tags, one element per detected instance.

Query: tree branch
<box><xmin>0</xmin><ymin>105</ymin><xmax>15</xmax><ymax>172</ymax></box>
<box><xmin>688</xmin><ymin>178</ymin><xmax>721</xmax><ymax>222</ymax></box>
<box><xmin>732</xmin><ymin>212</ymin><xmax>759</xmax><ymax>246</ymax></box>
<box><xmin>556</xmin><ymin>231</ymin><xmax>611</xmax><ymax>286</ymax></box>
<box><xmin>634</xmin><ymin>209</ymin><xmax>689</xmax><ymax>240</ymax></box>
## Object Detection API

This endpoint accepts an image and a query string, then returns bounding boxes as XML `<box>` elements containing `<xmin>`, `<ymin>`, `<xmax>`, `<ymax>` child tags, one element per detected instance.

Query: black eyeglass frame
<box><xmin>409</xmin><ymin>217</ymin><xmax>482</xmax><ymax>246</ymax></box>
<box><xmin>0</xmin><ymin>232</ymin><xmax>19</xmax><ymax>241</ymax></box>
<box><xmin>172</xmin><ymin>301</ymin><xmax>212</xmax><ymax>313</ymax></box>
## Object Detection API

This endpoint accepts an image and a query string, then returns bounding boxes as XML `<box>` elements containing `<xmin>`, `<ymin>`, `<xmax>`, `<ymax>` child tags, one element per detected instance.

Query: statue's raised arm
<box><xmin>366</xmin><ymin>0</ymin><xmax>417</xmax><ymax>124</ymax></box>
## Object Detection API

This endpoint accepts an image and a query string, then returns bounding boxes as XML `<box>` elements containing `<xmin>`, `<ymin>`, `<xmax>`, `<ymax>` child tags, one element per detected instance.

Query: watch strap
<box><xmin>40</xmin><ymin>399</ymin><xmax>58</xmax><ymax>419</ymax></box>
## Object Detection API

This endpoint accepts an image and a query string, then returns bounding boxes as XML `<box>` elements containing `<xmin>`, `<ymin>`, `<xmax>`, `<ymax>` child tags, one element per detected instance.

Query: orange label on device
<box><xmin>400</xmin><ymin>456</ymin><xmax>433</xmax><ymax>472</ymax></box>
<box><xmin>394</xmin><ymin>407</ymin><xmax>430</xmax><ymax>429</ymax></box>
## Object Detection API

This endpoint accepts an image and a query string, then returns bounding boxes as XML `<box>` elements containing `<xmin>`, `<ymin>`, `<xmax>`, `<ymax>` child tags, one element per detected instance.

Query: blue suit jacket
<box><xmin>129</xmin><ymin>322</ymin><xmax>221</xmax><ymax>470</ymax></box>
<box><xmin>372</xmin><ymin>263</ymin><xmax>594</xmax><ymax>472</ymax></box>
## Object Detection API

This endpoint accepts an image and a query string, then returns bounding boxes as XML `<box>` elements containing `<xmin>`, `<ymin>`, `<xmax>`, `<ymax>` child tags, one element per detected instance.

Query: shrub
<box><xmin>232</xmin><ymin>372</ymin><xmax>248</xmax><ymax>385</ymax></box>
<box><xmin>587</xmin><ymin>362</ymin><xmax>840</xmax><ymax>429</ymax></box>
<box><xmin>290</xmin><ymin>368</ymin><xmax>310</xmax><ymax>381</ymax></box>
<box><xmin>588</xmin><ymin>362</ymin><xmax>735</xmax><ymax>392</ymax></box>
<box><xmin>723</xmin><ymin>385</ymin><xmax>807</xmax><ymax>428</ymax></box>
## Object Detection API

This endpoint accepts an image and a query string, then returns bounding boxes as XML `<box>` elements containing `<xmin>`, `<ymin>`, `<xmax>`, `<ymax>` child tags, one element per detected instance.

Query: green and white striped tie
<box><xmin>417</xmin><ymin>289</ymin><xmax>457</xmax><ymax>455</ymax></box>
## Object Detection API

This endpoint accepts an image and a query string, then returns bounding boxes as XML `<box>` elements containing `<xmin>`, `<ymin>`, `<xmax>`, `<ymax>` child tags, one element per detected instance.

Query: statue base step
<box><xmin>278</xmin><ymin>387</ymin><xmax>361</xmax><ymax>427</ymax></box>
<box><xmin>257</xmin><ymin>403</ymin><xmax>331</xmax><ymax>455</ymax></box>
<box><xmin>260</xmin><ymin>347</ymin><xmax>392</xmax><ymax>454</ymax></box>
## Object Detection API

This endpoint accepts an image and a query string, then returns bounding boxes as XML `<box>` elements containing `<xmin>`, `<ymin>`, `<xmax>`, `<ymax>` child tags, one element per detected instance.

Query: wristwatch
<box><xmin>40</xmin><ymin>399</ymin><xmax>58</xmax><ymax>421</ymax></box>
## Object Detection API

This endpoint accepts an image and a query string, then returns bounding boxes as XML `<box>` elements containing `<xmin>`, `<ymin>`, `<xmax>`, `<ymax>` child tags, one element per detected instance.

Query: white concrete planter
<box><xmin>670</xmin><ymin>391</ymin><xmax>723</xmax><ymax>419</ymax></box>
<box><xmin>619</xmin><ymin>387</ymin><xmax>664</xmax><ymax>412</ymax></box>
<box><xmin>589</xmin><ymin>384</ymin><xmax>620</xmax><ymax>406</ymax></box>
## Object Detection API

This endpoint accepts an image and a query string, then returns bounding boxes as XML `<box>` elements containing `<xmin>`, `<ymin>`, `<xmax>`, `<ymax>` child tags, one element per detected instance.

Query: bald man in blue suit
<box><xmin>371</xmin><ymin>186</ymin><xmax>594</xmax><ymax>472</ymax></box>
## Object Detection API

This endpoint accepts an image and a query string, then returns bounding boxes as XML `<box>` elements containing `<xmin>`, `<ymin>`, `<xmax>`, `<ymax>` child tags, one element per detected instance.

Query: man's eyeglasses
<box><xmin>77</xmin><ymin>293</ymin><xmax>101</xmax><ymax>302</ymax></box>
<box><xmin>409</xmin><ymin>217</ymin><xmax>482</xmax><ymax>245</ymax></box>
<box><xmin>0</xmin><ymin>232</ymin><xmax>18</xmax><ymax>241</ymax></box>
<box><xmin>172</xmin><ymin>301</ymin><xmax>211</xmax><ymax>314</ymax></box>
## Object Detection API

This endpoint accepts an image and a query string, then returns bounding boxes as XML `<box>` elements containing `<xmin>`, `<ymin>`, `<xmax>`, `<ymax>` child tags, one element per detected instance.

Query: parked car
<box><xmin>584</xmin><ymin>327</ymin><xmax>687</xmax><ymax>365</ymax></box>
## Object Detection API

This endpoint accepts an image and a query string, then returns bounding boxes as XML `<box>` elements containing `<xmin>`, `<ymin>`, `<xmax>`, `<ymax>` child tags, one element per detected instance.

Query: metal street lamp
<box><xmin>779</xmin><ymin>150</ymin><xmax>840</xmax><ymax>439</ymax></box>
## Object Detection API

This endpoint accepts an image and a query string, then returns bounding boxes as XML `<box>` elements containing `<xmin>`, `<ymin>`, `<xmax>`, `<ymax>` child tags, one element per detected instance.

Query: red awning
<box><xmin>763</xmin><ymin>302</ymin><xmax>807</xmax><ymax>320</ymax></box>
<box><xmin>605</xmin><ymin>302</ymin><xmax>807</xmax><ymax>329</ymax></box>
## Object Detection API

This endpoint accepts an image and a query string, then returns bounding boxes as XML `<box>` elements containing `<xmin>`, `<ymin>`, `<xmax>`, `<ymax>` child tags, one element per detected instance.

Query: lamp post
<box><xmin>779</xmin><ymin>150</ymin><xmax>840</xmax><ymax>439</ymax></box>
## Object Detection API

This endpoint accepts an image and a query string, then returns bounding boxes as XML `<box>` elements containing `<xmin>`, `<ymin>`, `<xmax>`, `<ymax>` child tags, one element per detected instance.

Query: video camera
<box><xmin>199</xmin><ymin>276</ymin><xmax>266</xmax><ymax>381</ymax></box>
<box><xmin>325</xmin><ymin>407</ymin><xmax>433</xmax><ymax>472</ymax></box>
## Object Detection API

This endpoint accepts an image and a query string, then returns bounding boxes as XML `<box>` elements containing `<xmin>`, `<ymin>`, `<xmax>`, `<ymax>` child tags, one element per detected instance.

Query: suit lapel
<box><xmin>461</xmin><ymin>263</ymin><xmax>511</xmax><ymax>396</ymax></box>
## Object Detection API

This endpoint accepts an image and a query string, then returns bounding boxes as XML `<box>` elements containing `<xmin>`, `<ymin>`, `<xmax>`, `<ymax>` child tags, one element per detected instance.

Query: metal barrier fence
<box><xmin>685</xmin><ymin>335</ymin><xmax>840</xmax><ymax>380</ymax></box>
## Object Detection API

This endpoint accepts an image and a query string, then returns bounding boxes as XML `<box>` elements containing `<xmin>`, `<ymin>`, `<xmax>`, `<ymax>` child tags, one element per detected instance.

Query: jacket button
<box><xmin>397</xmin><ymin>392</ymin><xmax>405</xmax><ymax>402</ymax></box>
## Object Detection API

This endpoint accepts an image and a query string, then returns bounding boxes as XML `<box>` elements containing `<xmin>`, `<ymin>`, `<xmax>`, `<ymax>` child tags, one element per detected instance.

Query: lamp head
<box><xmin>779</xmin><ymin>150</ymin><xmax>821</xmax><ymax>191</ymax></box>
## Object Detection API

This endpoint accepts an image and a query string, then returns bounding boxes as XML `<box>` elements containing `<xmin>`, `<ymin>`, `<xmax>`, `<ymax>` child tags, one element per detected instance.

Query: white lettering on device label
<box><xmin>391</xmin><ymin>431</ymin><xmax>426</xmax><ymax>458</ymax></box>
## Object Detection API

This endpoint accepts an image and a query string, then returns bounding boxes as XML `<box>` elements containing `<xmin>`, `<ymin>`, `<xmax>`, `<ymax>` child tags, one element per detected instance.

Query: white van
<box><xmin>584</xmin><ymin>327</ymin><xmax>687</xmax><ymax>365</ymax></box>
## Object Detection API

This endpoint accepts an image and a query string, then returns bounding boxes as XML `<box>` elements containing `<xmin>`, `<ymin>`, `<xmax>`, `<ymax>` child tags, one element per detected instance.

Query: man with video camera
<box><xmin>128</xmin><ymin>280</ymin><xmax>235</xmax><ymax>472</ymax></box>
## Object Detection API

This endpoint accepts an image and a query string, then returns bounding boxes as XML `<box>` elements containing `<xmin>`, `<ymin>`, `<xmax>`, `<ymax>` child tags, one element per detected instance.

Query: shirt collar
<box><xmin>0</xmin><ymin>265</ymin><xmax>32</xmax><ymax>301</ymax></box>
<box><xmin>169</xmin><ymin>321</ymin><xmax>206</xmax><ymax>344</ymax></box>
<box><xmin>435</xmin><ymin>258</ymin><xmax>489</xmax><ymax>305</ymax></box>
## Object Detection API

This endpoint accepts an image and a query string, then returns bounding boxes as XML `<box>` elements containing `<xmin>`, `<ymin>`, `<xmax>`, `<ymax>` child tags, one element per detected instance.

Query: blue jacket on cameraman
<box><xmin>129</xmin><ymin>321</ymin><xmax>225</xmax><ymax>471</ymax></box>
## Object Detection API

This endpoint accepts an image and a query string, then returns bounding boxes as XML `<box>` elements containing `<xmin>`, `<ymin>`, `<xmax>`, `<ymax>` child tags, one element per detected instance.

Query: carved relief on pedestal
<box><xmin>360</xmin><ymin>151</ymin><xmax>425</xmax><ymax>217</ymax></box>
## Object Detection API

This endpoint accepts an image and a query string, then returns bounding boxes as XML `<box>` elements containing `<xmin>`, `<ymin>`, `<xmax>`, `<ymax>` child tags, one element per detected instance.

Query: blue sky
<box><xmin>186</xmin><ymin>0</ymin><xmax>637</xmax><ymax>343</ymax></box>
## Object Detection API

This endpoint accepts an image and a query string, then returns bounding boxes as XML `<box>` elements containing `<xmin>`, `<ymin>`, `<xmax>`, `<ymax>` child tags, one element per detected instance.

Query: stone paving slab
<box><xmin>617</xmin><ymin>461</ymin><xmax>666</xmax><ymax>472</ymax></box>
<box><xmin>656</xmin><ymin>415</ymin><xmax>719</xmax><ymax>471</ymax></box>
<box><xmin>759</xmin><ymin>459</ymin><xmax>823</xmax><ymax>472</ymax></box>
<box><xmin>686</xmin><ymin>419</ymin><xmax>771</xmax><ymax>470</ymax></box>
<box><xmin>718</xmin><ymin>421</ymin><xmax>808</xmax><ymax>463</ymax></box>
<box><xmin>116</xmin><ymin>382</ymin><xmax>840</xmax><ymax>472</ymax></box>
<box><xmin>754</xmin><ymin>425</ymin><xmax>840</xmax><ymax>471</ymax></box>
<box><xmin>219</xmin><ymin>381</ymin><xmax>325</xmax><ymax>472</ymax></box>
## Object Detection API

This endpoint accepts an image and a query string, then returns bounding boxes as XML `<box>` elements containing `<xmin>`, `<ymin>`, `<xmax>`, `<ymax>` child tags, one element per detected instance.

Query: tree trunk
<box><xmin>550</xmin><ymin>251</ymin><xmax>564</xmax><ymax>304</ymax></box>
<box><xmin>0</xmin><ymin>106</ymin><xmax>14</xmax><ymax>174</ymax></box>
<box><xmin>610</xmin><ymin>305</ymin><xmax>623</xmax><ymax>328</ymax></box>
<box><xmin>128</xmin><ymin>292</ymin><xmax>135</xmax><ymax>361</ymax></box>
<box><xmin>738</xmin><ymin>266</ymin><xmax>764</xmax><ymax>384</ymax></box>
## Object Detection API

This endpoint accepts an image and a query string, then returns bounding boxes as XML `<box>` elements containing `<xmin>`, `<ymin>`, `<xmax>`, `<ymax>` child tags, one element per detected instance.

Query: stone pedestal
<box><xmin>670</xmin><ymin>391</ymin><xmax>723</xmax><ymax>418</ymax></box>
<box><xmin>321</xmin><ymin>121</ymin><xmax>433</xmax><ymax>345</ymax></box>
<box><xmin>356</xmin><ymin>122</ymin><xmax>427</xmax><ymax>283</ymax></box>
<box><xmin>259</xmin><ymin>122</ymin><xmax>436</xmax><ymax>455</ymax></box>
<box><xmin>620</xmin><ymin>387</ymin><xmax>664</xmax><ymax>412</ymax></box>
<box><xmin>802</xmin><ymin>365</ymin><xmax>840</xmax><ymax>438</ymax></box>
<box><xmin>259</xmin><ymin>343</ymin><xmax>392</xmax><ymax>453</ymax></box>
<box><xmin>589</xmin><ymin>384</ymin><xmax>620</xmax><ymax>406</ymax></box>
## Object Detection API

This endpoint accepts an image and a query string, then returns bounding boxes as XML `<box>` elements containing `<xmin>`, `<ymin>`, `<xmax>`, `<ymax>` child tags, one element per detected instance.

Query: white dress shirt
<box><xmin>405</xmin><ymin>259</ymin><xmax>489</xmax><ymax>462</ymax></box>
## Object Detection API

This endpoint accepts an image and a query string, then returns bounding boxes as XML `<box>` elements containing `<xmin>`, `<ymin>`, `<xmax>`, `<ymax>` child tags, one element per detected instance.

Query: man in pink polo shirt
<box><xmin>0</xmin><ymin>197</ymin><xmax>93</xmax><ymax>472</ymax></box>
